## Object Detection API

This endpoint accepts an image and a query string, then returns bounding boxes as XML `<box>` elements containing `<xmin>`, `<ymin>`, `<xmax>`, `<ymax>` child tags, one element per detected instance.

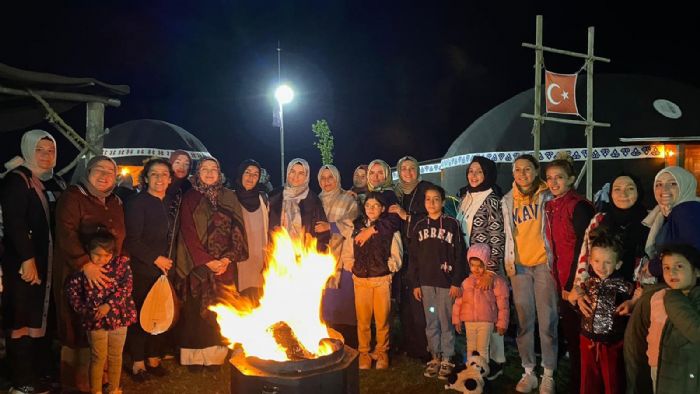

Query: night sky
<box><xmin>2</xmin><ymin>2</ymin><xmax>699</xmax><ymax>188</ymax></box>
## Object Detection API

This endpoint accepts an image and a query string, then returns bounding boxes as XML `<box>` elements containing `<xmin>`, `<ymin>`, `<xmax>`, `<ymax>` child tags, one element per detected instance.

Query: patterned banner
<box><xmin>392</xmin><ymin>145</ymin><xmax>664</xmax><ymax>178</ymax></box>
<box><xmin>103</xmin><ymin>147</ymin><xmax>212</xmax><ymax>160</ymax></box>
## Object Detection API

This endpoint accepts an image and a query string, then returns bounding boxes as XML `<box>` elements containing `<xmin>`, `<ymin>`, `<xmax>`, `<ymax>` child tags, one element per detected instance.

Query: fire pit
<box><xmin>209</xmin><ymin>230</ymin><xmax>360</xmax><ymax>393</ymax></box>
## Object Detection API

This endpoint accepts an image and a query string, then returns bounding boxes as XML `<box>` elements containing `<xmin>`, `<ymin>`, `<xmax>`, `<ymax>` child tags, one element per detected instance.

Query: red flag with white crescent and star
<box><xmin>545</xmin><ymin>71</ymin><xmax>579</xmax><ymax>115</ymax></box>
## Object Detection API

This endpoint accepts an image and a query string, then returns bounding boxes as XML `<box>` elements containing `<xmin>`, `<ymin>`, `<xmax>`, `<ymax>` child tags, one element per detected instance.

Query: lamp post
<box><xmin>274</xmin><ymin>84</ymin><xmax>294</xmax><ymax>185</ymax></box>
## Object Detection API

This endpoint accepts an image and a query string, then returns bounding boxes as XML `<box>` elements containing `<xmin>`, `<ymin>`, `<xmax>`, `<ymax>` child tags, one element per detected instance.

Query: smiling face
<box><xmin>241</xmin><ymin>165</ymin><xmax>260</xmax><ymax>191</ymax></box>
<box><xmin>589</xmin><ymin>246</ymin><xmax>622</xmax><ymax>280</ymax></box>
<box><xmin>468</xmin><ymin>162</ymin><xmax>485</xmax><ymax>188</ymax></box>
<box><xmin>198</xmin><ymin>160</ymin><xmax>220</xmax><ymax>186</ymax></box>
<box><xmin>513</xmin><ymin>158</ymin><xmax>537</xmax><ymax>191</ymax></box>
<box><xmin>611</xmin><ymin>176</ymin><xmax>638</xmax><ymax>210</ymax></box>
<box><xmin>319</xmin><ymin>169</ymin><xmax>338</xmax><ymax>193</ymax></box>
<box><xmin>287</xmin><ymin>163</ymin><xmax>307</xmax><ymax>187</ymax></box>
<box><xmin>146</xmin><ymin>163</ymin><xmax>172</xmax><ymax>196</ymax></box>
<box><xmin>171</xmin><ymin>154</ymin><xmax>191</xmax><ymax>179</ymax></box>
<box><xmin>399</xmin><ymin>161</ymin><xmax>418</xmax><ymax>184</ymax></box>
<box><xmin>469</xmin><ymin>258</ymin><xmax>486</xmax><ymax>277</ymax></box>
<box><xmin>87</xmin><ymin>160</ymin><xmax>117</xmax><ymax>192</ymax></box>
<box><xmin>545</xmin><ymin>166</ymin><xmax>575</xmax><ymax>197</ymax></box>
<box><xmin>368</xmin><ymin>163</ymin><xmax>386</xmax><ymax>189</ymax></box>
<box><xmin>654</xmin><ymin>172</ymin><xmax>680</xmax><ymax>208</ymax></box>
<box><xmin>35</xmin><ymin>138</ymin><xmax>56</xmax><ymax>170</ymax></box>
<box><xmin>662</xmin><ymin>253</ymin><xmax>699</xmax><ymax>294</ymax></box>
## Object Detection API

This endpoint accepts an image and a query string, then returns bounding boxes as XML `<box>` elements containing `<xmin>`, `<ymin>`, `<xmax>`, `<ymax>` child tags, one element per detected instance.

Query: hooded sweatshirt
<box><xmin>408</xmin><ymin>214</ymin><xmax>466</xmax><ymax>289</ymax></box>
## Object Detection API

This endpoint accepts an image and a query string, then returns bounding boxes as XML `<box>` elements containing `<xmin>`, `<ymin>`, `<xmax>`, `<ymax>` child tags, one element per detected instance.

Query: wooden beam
<box><xmin>521</xmin><ymin>113</ymin><xmax>610</xmax><ymax>128</ymax></box>
<box><xmin>0</xmin><ymin>84</ymin><xmax>121</xmax><ymax>107</ymax></box>
<box><xmin>585</xmin><ymin>26</ymin><xmax>595</xmax><ymax>200</ymax></box>
<box><xmin>532</xmin><ymin>15</ymin><xmax>544</xmax><ymax>157</ymax></box>
<box><xmin>521</xmin><ymin>43</ymin><xmax>611</xmax><ymax>63</ymax></box>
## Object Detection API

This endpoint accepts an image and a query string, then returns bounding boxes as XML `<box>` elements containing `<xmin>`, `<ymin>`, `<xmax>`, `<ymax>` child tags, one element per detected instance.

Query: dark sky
<box><xmin>2</xmin><ymin>2</ymin><xmax>699</xmax><ymax>188</ymax></box>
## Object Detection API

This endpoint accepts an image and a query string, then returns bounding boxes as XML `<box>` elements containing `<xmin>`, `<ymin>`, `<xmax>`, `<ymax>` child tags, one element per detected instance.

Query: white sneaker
<box><xmin>515</xmin><ymin>373</ymin><xmax>539</xmax><ymax>393</ymax></box>
<box><xmin>539</xmin><ymin>374</ymin><xmax>555</xmax><ymax>394</ymax></box>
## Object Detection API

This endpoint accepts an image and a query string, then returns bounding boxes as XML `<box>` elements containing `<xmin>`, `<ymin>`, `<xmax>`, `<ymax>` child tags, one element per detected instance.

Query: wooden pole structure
<box><xmin>532</xmin><ymin>15</ymin><xmax>544</xmax><ymax>158</ymax></box>
<box><xmin>86</xmin><ymin>102</ymin><xmax>105</xmax><ymax>160</ymax></box>
<box><xmin>585</xmin><ymin>27</ymin><xmax>595</xmax><ymax>200</ymax></box>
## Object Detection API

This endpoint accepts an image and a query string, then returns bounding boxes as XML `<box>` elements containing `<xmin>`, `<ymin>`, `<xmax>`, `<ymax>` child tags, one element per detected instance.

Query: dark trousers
<box><xmin>580</xmin><ymin>336</ymin><xmax>625</xmax><ymax>394</ymax></box>
<box><xmin>560</xmin><ymin>300</ymin><xmax>581</xmax><ymax>394</ymax></box>
<box><xmin>397</xmin><ymin>271</ymin><xmax>430</xmax><ymax>360</ymax></box>
<box><xmin>127</xmin><ymin>271</ymin><xmax>166</xmax><ymax>362</ymax></box>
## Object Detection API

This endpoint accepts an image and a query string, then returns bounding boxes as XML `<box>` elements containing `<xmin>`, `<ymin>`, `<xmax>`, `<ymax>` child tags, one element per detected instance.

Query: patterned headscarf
<box><xmin>21</xmin><ymin>129</ymin><xmax>57</xmax><ymax>181</ymax></box>
<box><xmin>318</xmin><ymin>164</ymin><xmax>342</xmax><ymax>204</ymax></box>
<box><xmin>282</xmin><ymin>158</ymin><xmax>310</xmax><ymax>238</ymax></box>
<box><xmin>367</xmin><ymin>159</ymin><xmax>394</xmax><ymax>192</ymax></box>
<box><xmin>192</xmin><ymin>157</ymin><xmax>224</xmax><ymax>209</ymax></box>
<box><xmin>81</xmin><ymin>155</ymin><xmax>117</xmax><ymax>199</ymax></box>
<box><xmin>396</xmin><ymin>156</ymin><xmax>421</xmax><ymax>195</ymax></box>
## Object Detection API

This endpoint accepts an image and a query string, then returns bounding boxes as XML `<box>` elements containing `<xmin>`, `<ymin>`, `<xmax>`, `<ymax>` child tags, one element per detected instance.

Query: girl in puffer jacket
<box><xmin>452</xmin><ymin>243</ymin><xmax>509</xmax><ymax>363</ymax></box>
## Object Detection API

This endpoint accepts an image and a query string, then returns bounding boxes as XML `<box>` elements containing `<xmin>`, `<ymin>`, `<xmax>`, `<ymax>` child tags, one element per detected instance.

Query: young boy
<box><xmin>576</xmin><ymin>230</ymin><xmax>633</xmax><ymax>394</ymax></box>
<box><xmin>409</xmin><ymin>184</ymin><xmax>466</xmax><ymax>379</ymax></box>
<box><xmin>65</xmin><ymin>231</ymin><xmax>137</xmax><ymax>394</ymax></box>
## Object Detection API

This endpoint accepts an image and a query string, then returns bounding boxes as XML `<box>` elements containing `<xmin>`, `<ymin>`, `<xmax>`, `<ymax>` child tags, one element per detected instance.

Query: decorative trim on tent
<box><xmin>103</xmin><ymin>147</ymin><xmax>212</xmax><ymax>160</ymax></box>
<box><xmin>391</xmin><ymin>145</ymin><xmax>664</xmax><ymax>179</ymax></box>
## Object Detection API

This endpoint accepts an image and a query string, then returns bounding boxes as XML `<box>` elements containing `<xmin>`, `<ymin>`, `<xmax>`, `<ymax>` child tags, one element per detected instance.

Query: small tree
<box><xmin>312</xmin><ymin>119</ymin><xmax>334</xmax><ymax>165</ymax></box>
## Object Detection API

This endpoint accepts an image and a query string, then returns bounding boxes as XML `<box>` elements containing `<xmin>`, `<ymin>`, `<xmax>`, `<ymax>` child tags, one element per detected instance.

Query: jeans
<box><xmin>353</xmin><ymin>275</ymin><xmax>392</xmax><ymax>354</ymax></box>
<box><xmin>421</xmin><ymin>286</ymin><xmax>455</xmax><ymax>359</ymax></box>
<box><xmin>511</xmin><ymin>263</ymin><xmax>559</xmax><ymax>370</ymax></box>
<box><xmin>88</xmin><ymin>327</ymin><xmax>128</xmax><ymax>394</ymax></box>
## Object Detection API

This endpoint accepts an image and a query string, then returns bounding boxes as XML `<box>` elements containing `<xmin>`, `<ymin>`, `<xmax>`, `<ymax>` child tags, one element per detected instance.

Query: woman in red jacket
<box><xmin>544</xmin><ymin>152</ymin><xmax>594</xmax><ymax>394</ymax></box>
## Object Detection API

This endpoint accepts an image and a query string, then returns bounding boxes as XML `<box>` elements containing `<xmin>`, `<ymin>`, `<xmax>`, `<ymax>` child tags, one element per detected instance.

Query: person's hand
<box><xmin>454</xmin><ymin>323</ymin><xmax>463</xmax><ymax>334</ymax></box>
<box><xmin>449</xmin><ymin>285</ymin><xmax>461</xmax><ymax>300</ymax></box>
<box><xmin>20</xmin><ymin>258</ymin><xmax>41</xmax><ymax>285</ymax></box>
<box><xmin>354</xmin><ymin>227</ymin><xmax>377</xmax><ymax>246</ymax></box>
<box><xmin>347</xmin><ymin>190</ymin><xmax>358</xmax><ymax>198</ymax></box>
<box><xmin>577</xmin><ymin>295</ymin><xmax>593</xmax><ymax>318</ymax></box>
<box><xmin>206</xmin><ymin>259</ymin><xmax>226</xmax><ymax>275</ymax></box>
<box><xmin>95</xmin><ymin>303</ymin><xmax>110</xmax><ymax>319</ymax></box>
<box><xmin>568</xmin><ymin>286</ymin><xmax>584</xmax><ymax>305</ymax></box>
<box><xmin>616</xmin><ymin>300</ymin><xmax>633</xmax><ymax>316</ymax></box>
<box><xmin>315</xmin><ymin>221</ymin><xmax>331</xmax><ymax>233</ymax></box>
<box><xmin>413</xmin><ymin>287</ymin><xmax>422</xmax><ymax>302</ymax></box>
<box><xmin>82</xmin><ymin>262</ymin><xmax>111</xmax><ymax>289</ymax></box>
<box><xmin>154</xmin><ymin>256</ymin><xmax>173</xmax><ymax>274</ymax></box>
<box><xmin>388</xmin><ymin>205</ymin><xmax>408</xmax><ymax>220</ymax></box>
<box><xmin>496</xmin><ymin>326</ymin><xmax>507</xmax><ymax>336</ymax></box>
<box><xmin>475</xmin><ymin>272</ymin><xmax>495</xmax><ymax>290</ymax></box>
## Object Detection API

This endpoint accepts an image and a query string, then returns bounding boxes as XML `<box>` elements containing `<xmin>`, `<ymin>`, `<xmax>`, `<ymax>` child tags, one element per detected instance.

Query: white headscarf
<box><xmin>282</xmin><ymin>158</ymin><xmax>310</xmax><ymax>238</ymax></box>
<box><xmin>643</xmin><ymin>166</ymin><xmax>700</xmax><ymax>256</ymax></box>
<box><xmin>21</xmin><ymin>129</ymin><xmax>57</xmax><ymax>181</ymax></box>
<box><xmin>318</xmin><ymin>164</ymin><xmax>342</xmax><ymax>206</ymax></box>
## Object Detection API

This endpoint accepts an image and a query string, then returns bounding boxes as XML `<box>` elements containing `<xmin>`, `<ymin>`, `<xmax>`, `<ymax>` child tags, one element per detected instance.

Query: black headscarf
<box><xmin>235</xmin><ymin>159</ymin><xmax>262</xmax><ymax>212</ymax></box>
<box><xmin>603</xmin><ymin>173</ymin><xmax>647</xmax><ymax>228</ymax></box>
<box><xmin>465</xmin><ymin>156</ymin><xmax>498</xmax><ymax>193</ymax></box>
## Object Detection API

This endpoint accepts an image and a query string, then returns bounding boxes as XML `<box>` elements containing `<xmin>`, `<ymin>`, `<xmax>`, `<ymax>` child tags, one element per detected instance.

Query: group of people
<box><xmin>1</xmin><ymin>128</ymin><xmax>699</xmax><ymax>394</ymax></box>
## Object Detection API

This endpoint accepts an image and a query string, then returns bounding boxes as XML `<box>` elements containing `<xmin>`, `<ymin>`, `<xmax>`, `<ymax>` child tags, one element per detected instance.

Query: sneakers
<box><xmin>359</xmin><ymin>353</ymin><xmax>372</xmax><ymax>370</ymax></box>
<box><xmin>486</xmin><ymin>361</ymin><xmax>504</xmax><ymax>381</ymax></box>
<box><xmin>423</xmin><ymin>358</ymin><xmax>440</xmax><ymax>378</ymax></box>
<box><xmin>539</xmin><ymin>374</ymin><xmax>555</xmax><ymax>394</ymax></box>
<box><xmin>8</xmin><ymin>386</ymin><xmax>49</xmax><ymax>394</ymax></box>
<box><xmin>375</xmin><ymin>352</ymin><xmax>389</xmax><ymax>369</ymax></box>
<box><xmin>437</xmin><ymin>360</ymin><xmax>455</xmax><ymax>380</ymax></box>
<box><xmin>515</xmin><ymin>373</ymin><xmax>538</xmax><ymax>393</ymax></box>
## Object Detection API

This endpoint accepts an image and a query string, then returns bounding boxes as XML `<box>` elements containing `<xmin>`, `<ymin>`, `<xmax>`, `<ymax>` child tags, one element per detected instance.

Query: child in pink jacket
<box><xmin>453</xmin><ymin>243</ymin><xmax>510</xmax><ymax>361</ymax></box>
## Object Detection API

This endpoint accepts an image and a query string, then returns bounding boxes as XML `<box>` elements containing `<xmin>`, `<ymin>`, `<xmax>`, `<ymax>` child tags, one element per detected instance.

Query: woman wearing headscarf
<box><xmin>269</xmin><ymin>158</ymin><xmax>330</xmax><ymax>250</ymax></box>
<box><xmin>569</xmin><ymin>173</ymin><xmax>649</xmax><ymax>304</ymax></box>
<box><xmin>54</xmin><ymin>155</ymin><xmax>124</xmax><ymax>392</ymax></box>
<box><xmin>317</xmin><ymin>164</ymin><xmax>359</xmax><ymax>348</ymax></box>
<box><xmin>350</xmin><ymin>164</ymin><xmax>369</xmax><ymax>206</ymax></box>
<box><xmin>643</xmin><ymin>166</ymin><xmax>700</xmax><ymax>276</ymax></box>
<box><xmin>124</xmin><ymin>158</ymin><xmax>174</xmax><ymax>381</ymax></box>
<box><xmin>1</xmin><ymin>130</ymin><xmax>66</xmax><ymax>393</ymax></box>
<box><xmin>175</xmin><ymin>157</ymin><xmax>249</xmax><ymax>372</ymax></box>
<box><xmin>455</xmin><ymin>155</ymin><xmax>506</xmax><ymax>378</ymax></box>
<box><xmin>386</xmin><ymin>156</ymin><xmax>433</xmax><ymax>361</ymax></box>
<box><xmin>233</xmin><ymin>159</ymin><xmax>269</xmax><ymax>301</ymax></box>
<box><xmin>354</xmin><ymin>159</ymin><xmax>402</xmax><ymax>246</ymax></box>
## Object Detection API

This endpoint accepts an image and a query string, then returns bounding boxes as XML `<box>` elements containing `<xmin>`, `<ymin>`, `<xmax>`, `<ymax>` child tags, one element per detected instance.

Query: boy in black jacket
<box><xmin>409</xmin><ymin>184</ymin><xmax>466</xmax><ymax>380</ymax></box>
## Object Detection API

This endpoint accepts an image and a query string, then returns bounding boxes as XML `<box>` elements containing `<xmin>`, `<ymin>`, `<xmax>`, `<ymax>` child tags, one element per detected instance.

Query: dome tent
<box><xmin>440</xmin><ymin>74</ymin><xmax>700</xmax><ymax>203</ymax></box>
<box><xmin>102</xmin><ymin>119</ymin><xmax>210</xmax><ymax>183</ymax></box>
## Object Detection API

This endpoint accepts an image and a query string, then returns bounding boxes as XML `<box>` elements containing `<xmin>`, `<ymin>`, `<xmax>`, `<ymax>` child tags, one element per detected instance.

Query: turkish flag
<box><xmin>545</xmin><ymin>71</ymin><xmax>579</xmax><ymax>115</ymax></box>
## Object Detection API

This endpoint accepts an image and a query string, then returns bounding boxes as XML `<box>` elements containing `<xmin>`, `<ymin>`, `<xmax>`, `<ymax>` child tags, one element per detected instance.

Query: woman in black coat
<box><xmin>1</xmin><ymin>130</ymin><xmax>66</xmax><ymax>392</ymax></box>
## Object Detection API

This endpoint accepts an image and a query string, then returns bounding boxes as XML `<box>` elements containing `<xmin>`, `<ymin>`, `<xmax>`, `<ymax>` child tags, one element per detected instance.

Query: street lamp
<box><xmin>275</xmin><ymin>84</ymin><xmax>294</xmax><ymax>185</ymax></box>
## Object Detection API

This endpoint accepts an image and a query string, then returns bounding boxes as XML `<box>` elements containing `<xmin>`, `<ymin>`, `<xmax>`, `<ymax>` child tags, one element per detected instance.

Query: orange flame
<box><xmin>210</xmin><ymin>228</ymin><xmax>337</xmax><ymax>361</ymax></box>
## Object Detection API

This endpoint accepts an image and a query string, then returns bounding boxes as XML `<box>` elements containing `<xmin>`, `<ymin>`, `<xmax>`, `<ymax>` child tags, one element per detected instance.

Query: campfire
<box><xmin>210</xmin><ymin>228</ymin><xmax>341</xmax><ymax>362</ymax></box>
